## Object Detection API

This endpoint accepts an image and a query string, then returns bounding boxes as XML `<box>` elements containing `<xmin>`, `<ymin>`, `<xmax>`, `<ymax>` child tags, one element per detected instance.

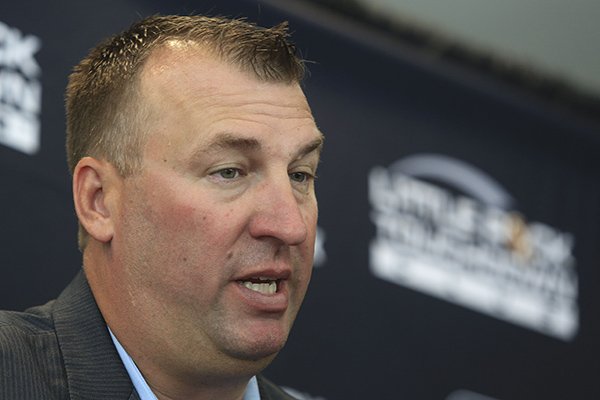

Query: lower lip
<box><xmin>233</xmin><ymin>281</ymin><xmax>289</xmax><ymax>313</ymax></box>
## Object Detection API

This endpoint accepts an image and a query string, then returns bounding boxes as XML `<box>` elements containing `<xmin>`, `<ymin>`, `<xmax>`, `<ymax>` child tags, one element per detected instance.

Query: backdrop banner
<box><xmin>1</xmin><ymin>1</ymin><xmax>598</xmax><ymax>399</ymax></box>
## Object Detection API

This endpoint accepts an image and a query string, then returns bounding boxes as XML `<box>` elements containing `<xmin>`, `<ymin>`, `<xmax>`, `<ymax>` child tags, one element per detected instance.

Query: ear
<box><xmin>73</xmin><ymin>157</ymin><xmax>121</xmax><ymax>244</ymax></box>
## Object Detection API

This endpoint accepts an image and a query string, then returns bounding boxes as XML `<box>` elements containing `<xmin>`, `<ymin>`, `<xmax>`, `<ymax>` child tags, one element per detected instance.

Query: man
<box><xmin>0</xmin><ymin>15</ymin><xmax>323</xmax><ymax>399</ymax></box>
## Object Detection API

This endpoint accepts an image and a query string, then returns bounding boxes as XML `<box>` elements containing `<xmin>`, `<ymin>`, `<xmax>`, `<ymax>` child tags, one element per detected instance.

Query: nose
<box><xmin>248</xmin><ymin>175</ymin><xmax>309</xmax><ymax>246</ymax></box>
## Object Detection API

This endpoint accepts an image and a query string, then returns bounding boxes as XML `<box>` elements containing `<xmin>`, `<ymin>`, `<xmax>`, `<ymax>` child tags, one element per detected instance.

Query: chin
<box><xmin>224</xmin><ymin>330</ymin><xmax>289</xmax><ymax>363</ymax></box>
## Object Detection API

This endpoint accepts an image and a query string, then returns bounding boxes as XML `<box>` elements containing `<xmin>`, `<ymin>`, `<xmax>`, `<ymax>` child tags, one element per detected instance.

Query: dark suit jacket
<box><xmin>0</xmin><ymin>270</ymin><xmax>296</xmax><ymax>399</ymax></box>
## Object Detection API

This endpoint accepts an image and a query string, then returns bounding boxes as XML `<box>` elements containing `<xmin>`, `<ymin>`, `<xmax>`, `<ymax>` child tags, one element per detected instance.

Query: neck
<box><xmin>108</xmin><ymin>324</ymin><xmax>253</xmax><ymax>400</ymax></box>
<box><xmin>149</xmin><ymin>377</ymin><xmax>249</xmax><ymax>400</ymax></box>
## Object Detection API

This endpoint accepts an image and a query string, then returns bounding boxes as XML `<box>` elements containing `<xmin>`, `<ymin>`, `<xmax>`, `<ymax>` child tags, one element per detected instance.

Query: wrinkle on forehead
<box><xmin>140</xmin><ymin>44</ymin><xmax>310</xmax><ymax>114</ymax></box>
<box><xmin>138</xmin><ymin>44</ymin><xmax>318</xmax><ymax>165</ymax></box>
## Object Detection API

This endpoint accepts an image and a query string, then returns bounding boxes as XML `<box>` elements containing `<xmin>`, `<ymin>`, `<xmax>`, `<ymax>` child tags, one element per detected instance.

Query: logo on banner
<box><xmin>0</xmin><ymin>21</ymin><xmax>42</xmax><ymax>154</ymax></box>
<box><xmin>369</xmin><ymin>154</ymin><xmax>578</xmax><ymax>340</ymax></box>
<box><xmin>313</xmin><ymin>226</ymin><xmax>327</xmax><ymax>268</ymax></box>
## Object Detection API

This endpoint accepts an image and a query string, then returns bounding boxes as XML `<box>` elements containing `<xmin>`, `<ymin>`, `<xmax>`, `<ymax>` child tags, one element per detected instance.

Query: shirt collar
<box><xmin>108</xmin><ymin>327</ymin><xmax>261</xmax><ymax>400</ymax></box>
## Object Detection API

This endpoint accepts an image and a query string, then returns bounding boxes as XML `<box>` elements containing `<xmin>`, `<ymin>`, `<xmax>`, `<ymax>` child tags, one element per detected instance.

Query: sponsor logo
<box><xmin>0</xmin><ymin>21</ymin><xmax>42</xmax><ymax>154</ymax></box>
<box><xmin>314</xmin><ymin>226</ymin><xmax>327</xmax><ymax>267</ymax></box>
<box><xmin>369</xmin><ymin>154</ymin><xmax>578</xmax><ymax>340</ymax></box>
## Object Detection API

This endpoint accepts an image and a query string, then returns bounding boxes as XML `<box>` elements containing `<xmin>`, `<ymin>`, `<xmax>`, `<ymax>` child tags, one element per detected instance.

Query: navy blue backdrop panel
<box><xmin>1</xmin><ymin>1</ymin><xmax>599</xmax><ymax>399</ymax></box>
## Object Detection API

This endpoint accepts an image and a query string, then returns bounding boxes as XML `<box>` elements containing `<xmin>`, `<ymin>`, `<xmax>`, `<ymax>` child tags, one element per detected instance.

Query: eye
<box><xmin>289</xmin><ymin>171</ymin><xmax>311</xmax><ymax>183</ymax></box>
<box><xmin>209</xmin><ymin>167</ymin><xmax>245</xmax><ymax>183</ymax></box>
<box><xmin>217</xmin><ymin>168</ymin><xmax>240</xmax><ymax>180</ymax></box>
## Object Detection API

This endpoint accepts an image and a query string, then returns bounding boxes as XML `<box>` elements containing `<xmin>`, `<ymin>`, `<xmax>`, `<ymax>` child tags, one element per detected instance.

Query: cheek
<box><xmin>134</xmin><ymin>185</ymin><xmax>243</xmax><ymax>275</ymax></box>
<box><xmin>120</xmin><ymin>184</ymin><xmax>204</xmax><ymax>272</ymax></box>
<box><xmin>137</xmin><ymin>174</ymin><xmax>210</xmax><ymax>236</ymax></box>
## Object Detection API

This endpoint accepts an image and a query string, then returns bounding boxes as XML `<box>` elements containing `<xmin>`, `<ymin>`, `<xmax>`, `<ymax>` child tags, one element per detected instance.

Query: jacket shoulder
<box><xmin>0</xmin><ymin>301</ymin><xmax>68</xmax><ymax>399</ymax></box>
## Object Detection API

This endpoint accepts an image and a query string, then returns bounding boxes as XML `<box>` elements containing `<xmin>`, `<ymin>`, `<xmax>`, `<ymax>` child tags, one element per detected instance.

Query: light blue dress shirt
<box><xmin>108</xmin><ymin>328</ymin><xmax>261</xmax><ymax>400</ymax></box>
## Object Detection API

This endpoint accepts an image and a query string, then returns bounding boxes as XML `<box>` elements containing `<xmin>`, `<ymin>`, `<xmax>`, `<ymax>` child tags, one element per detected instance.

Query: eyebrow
<box><xmin>186</xmin><ymin>133</ymin><xmax>260</xmax><ymax>167</ymax></box>
<box><xmin>294</xmin><ymin>135</ymin><xmax>324</xmax><ymax>160</ymax></box>
<box><xmin>192</xmin><ymin>131</ymin><xmax>324</xmax><ymax>160</ymax></box>
<box><xmin>204</xmin><ymin>133</ymin><xmax>262</xmax><ymax>153</ymax></box>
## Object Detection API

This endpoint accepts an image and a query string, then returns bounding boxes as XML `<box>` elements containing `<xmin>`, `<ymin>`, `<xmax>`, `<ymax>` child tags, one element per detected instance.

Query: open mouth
<box><xmin>238</xmin><ymin>277</ymin><xmax>280</xmax><ymax>295</ymax></box>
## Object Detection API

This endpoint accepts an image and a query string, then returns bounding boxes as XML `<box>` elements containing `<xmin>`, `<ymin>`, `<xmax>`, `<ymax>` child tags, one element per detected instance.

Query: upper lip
<box><xmin>233</xmin><ymin>267</ymin><xmax>291</xmax><ymax>282</ymax></box>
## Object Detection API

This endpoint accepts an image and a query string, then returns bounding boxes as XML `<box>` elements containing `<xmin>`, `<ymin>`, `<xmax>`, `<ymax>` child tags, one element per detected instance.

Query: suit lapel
<box><xmin>53</xmin><ymin>270</ymin><xmax>135</xmax><ymax>400</ymax></box>
<box><xmin>257</xmin><ymin>375</ymin><xmax>296</xmax><ymax>400</ymax></box>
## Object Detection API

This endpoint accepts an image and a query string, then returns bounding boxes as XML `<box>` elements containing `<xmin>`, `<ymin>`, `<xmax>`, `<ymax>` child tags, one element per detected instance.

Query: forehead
<box><xmin>138</xmin><ymin>43</ymin><xmax>320</xmax><ymax>157</ymax></box>
<box><xmin>140</xmin><ymin>42</ymin><xmax>306</xmax><ymax>105</ymax></box>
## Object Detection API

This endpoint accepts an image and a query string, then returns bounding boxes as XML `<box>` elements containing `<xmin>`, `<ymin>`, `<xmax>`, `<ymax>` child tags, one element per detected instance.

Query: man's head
<box><xmin>70</xmin><ymin>15</ymin><xmax>322</xmax><ymax>396</ymax></box>
<box><xmin>66</xmin><ymin>15</ymin><xmax>306</xmax><ymax>249</ymax></box>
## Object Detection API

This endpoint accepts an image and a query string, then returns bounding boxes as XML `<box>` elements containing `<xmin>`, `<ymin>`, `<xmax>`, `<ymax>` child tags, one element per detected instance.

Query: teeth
<box><xmin>241</xmin><ymin>280</ymin><xmax>277</xmax><ymax>294</ymax></box>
